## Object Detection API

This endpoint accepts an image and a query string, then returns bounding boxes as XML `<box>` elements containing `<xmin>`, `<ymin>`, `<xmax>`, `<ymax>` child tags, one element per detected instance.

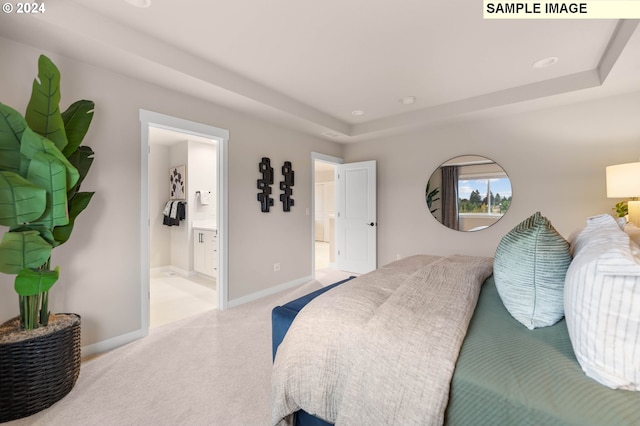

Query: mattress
<box><xmin>445</xmin><ymin>276</ymin><xmax>640</xmax><ymax>426</ymax></box>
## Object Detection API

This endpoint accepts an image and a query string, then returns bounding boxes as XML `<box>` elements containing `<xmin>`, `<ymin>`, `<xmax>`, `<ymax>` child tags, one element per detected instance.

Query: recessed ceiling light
<box><xmin>399</xmin><ymin>96</ymin><xmax>416</xmax><ymax>105</ymax></box>
<box><xmin>533</xmin><ymin>56</ymin><xmax>559</xmax><ymax>68</ymax></box>
<box><xmin>351</xmin><ymin>110</ymin><xmax>365</xmax><ymax>116</ymax></box>
<box><xmin>124</xmin><ymin>0</ymin><xmax>151</xmax><ymax>8</ymax></box>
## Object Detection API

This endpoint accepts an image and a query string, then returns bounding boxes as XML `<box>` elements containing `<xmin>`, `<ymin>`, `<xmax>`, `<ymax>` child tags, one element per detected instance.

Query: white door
<box><xmin>335</xmin><ymin>160</ymin><xmax>377</xmax><ymax>274</ymax></box>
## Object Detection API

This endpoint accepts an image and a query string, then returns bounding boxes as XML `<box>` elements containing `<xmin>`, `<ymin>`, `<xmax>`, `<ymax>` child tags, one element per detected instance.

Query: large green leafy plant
<box><xmin>0</xmin><ymin>55</ymin><xmax>94</xmax><ymax>330</ymax></box>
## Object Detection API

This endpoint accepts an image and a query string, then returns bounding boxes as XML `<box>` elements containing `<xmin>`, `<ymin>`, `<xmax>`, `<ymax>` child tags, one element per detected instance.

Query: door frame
<box><xmin>140</xmin><ymin>110</ymin><xmax>229</xmax><ymax>335</ymax></box>
<box><xmin>311</xmin><ymin>152</ymin><xmax>343</xmax><ymax>277</ymax></box>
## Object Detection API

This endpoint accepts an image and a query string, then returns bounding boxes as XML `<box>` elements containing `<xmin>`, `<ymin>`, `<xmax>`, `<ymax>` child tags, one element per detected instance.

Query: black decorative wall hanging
<box><xmin>257</xmin><ymin>157</ymin><xmax>274</xmax><ymax>212</ymax></box>
<box><xmin>280</xmin><ymin>161</ymin><xmax>295</xmax><ymax>212</ymax></box>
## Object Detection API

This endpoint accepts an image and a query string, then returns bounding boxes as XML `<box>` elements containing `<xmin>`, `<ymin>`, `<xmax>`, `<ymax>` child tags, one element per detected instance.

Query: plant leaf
<box><xmin>27</xmin><ymin>151</ymin><xmax>70</xmax><ymax>228</ymax></box>
<box><xmin>0</xmin><ymin>230</ymin><xmax>51</xmax><ymax>274</ymax></box>
<box><xmin>25</xmin><ymin>55</ymin><xmax>68</xmax><ymax>152</ymax></box>
<box><xmin>62</xmin><ymin>100</ymin><xmax>94</xmax><ymax>157</ymax></box>
<box><xmin>66</xmin><ymin>145</ymin><xmax>94</xmax><ymax>196</ymax></box>
<box><xmin>0</xmin><ymin>171</ymin><xmax>47</xmax><ymax>226</ymax></box>
<box><xmin>0</xmin><ymin>103</ymin><xmax>27</xmax><ymax>174</ymax></box>
<box><xmin>15</xmin><ymin>266</ymin><xmax>59</xmax><ymax>297</ymax></box>
<box><xmin>53</xmin><ymin>191</ymin><xmax>94</xmax><ymax>245</ymax></box>
<box><xmin>20</xmin><ymin>126</ymin><xmax>79</xmax><ymax>190</ymax></box>
<box><xmin>10</xmin><ymin>224</ymin><xmax>58</xmax><ymax>247</ymax></box>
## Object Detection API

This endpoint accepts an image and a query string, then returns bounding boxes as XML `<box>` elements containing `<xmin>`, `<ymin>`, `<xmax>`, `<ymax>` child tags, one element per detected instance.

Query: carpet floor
<box><xmin>7</xmin><ymin>270</ymin><xmax>354</xmax><ymax>426</ymax></box>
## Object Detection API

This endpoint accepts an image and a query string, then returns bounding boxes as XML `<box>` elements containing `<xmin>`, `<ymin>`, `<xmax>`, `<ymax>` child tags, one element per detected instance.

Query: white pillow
<box><xmin>564</xmin><ymin>214</ymin><xmax>640</xmax><ymax>390</ymax></box>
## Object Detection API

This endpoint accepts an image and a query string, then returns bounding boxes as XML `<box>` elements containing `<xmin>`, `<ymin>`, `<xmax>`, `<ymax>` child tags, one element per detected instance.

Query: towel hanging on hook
<box><xmin>200</xmin><ymin>191</ymin><xmax>212</xmax><ymax>205</ymax></box>
<box><xmin>162</xmin><ymin>200</ymin><xmax>186</xmax><ymax>226</ymax></box>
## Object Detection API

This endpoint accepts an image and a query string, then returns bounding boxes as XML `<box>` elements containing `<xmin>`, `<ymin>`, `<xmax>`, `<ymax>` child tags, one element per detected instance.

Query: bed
<box><xmin>446</xmin><ymin>275</ymin><xmax>639</xmax><ymax>425</ymax></box>
<box><xmin>271</xmin><ymin>215</ymin><xmax>640</xmax><ymax>426</ymax></box>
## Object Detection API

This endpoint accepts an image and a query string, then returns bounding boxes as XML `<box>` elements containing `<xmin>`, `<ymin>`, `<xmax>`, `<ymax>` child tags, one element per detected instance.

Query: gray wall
<box><xmin>0</xmin><ymin>37</ymin><xmax>342</xmax><ymax>348</ymax></box>
<box><xmin>344</xmin><ymin>91</ymin><xmax>640</xmax><ymax>266</ymax></box>
<box><xmin>1</xmin><ymin>35</ymin><xmax>638</xmax><ymax>352</ymax></box>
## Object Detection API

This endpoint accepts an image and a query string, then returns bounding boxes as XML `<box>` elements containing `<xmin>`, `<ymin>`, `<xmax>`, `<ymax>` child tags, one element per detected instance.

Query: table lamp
<box><xmin>606</xmin><ymin>161</ymin><xmax>640</xmax><ymax>226</ymax></box>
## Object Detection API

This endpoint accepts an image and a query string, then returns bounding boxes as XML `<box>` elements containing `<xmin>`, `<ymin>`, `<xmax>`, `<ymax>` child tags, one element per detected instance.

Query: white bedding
<box><xmin>271</xmin><ymin>254</ymin><xmax>494</xmax><ymax>426</ymax></box>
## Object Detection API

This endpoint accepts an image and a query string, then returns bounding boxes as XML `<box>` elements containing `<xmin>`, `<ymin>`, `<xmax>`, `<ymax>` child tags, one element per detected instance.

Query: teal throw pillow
<box><xmin>494</xmin><ymin>211</ymin><xmax>571</xmax><ymax>330</ymax></box>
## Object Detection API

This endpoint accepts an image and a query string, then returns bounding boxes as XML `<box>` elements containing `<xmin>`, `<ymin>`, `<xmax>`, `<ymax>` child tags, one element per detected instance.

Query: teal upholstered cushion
<box><xmin>494</xmin><ymin>212</ymin><xmax>571</xmax><ymax>330</ymax></box>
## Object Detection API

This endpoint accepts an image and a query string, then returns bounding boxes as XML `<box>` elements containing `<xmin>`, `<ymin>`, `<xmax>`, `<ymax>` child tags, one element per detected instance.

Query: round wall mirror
<box><xmin>426</xmin><ymin>155</ymin><xmax>512</xmax><ymax>232</ymax></box>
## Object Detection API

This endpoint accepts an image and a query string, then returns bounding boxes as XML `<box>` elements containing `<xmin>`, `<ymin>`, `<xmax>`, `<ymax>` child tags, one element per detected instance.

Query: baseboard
<box><xmin>82</xmin><ymin>275</ymin><xmax>311</xmax><ymax>356</ymax></box>
<box><xmin>150</xmin><ymin>266</ymin><xmax>170</xmax><ymax>275</ymax></box>
<box><xmin>150</xmin><ymin>265</ymin><xmax>194</xmax><ymax>278</ymax></box>
<box><xmin>81</xmin><ymin>328</ymin><xmax>147</xmax><ymax>359</ymax></box>
<box><xmin>227</xmin><ymin>275</ymin><xmax>313</xmax><ymax>309</ymax></box>
<box><xmin>171</xmin><ymin>265</ymin><xmax>193</xmax><ymax>277</ymax></box>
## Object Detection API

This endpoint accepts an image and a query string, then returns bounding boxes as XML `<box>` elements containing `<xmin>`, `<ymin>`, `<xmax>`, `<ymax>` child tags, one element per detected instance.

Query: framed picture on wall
<box><xmin>170</xmin><ymin>165</ymin><xmax>186</xmax><ymax>200</ymax></box>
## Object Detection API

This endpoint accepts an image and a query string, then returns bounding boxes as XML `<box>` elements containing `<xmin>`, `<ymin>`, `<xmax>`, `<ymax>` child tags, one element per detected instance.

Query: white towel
<box><xmin>162</xmin><ymin>201</ymin><xmax>173</xmax><ymax>216</ymax></box>
<box><xmin>170</xmin><ymin>201</ymin><xmax>179</xmax><ymax>219</ymax></box>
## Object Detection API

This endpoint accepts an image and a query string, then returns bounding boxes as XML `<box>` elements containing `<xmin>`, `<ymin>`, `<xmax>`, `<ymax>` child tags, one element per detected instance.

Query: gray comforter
<box><xmin>272</xmin><ymin>254</ymin><xmax>494</xmax><ymax>426</ymax></box>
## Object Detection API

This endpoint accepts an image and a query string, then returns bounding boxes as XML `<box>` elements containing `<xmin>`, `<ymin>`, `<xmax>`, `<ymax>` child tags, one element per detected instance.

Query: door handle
<box><xmin>366</xmin><ymin>222</ymin><xmax>376</xmax><ymax>227</ymax></box>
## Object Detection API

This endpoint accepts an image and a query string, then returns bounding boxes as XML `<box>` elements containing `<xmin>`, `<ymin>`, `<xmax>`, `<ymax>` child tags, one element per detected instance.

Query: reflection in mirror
<box><xmin>427</xmin><ymin>155</ymin><xmax>512</xmax><ymax>232</ymax></box>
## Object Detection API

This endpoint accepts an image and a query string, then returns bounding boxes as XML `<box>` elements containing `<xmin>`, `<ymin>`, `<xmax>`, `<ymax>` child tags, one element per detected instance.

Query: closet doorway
<box><xmin>312</xmin><ymin>153</ymin><xmax>341</xmax><ymax>280</ymax></box>
<box><xmin>314</xmin><ymin>161</ymin><xmax>336</xmax><ymax>270</ymax></box>
<box><xmin>312</xmin><ymin>152</ymin><xmax>377</xmax><ymax>278</ymax></box>
<box><xmin>140</xmin><ymin>110</ymin><xmax>229</xmax><ymax>334</ymax></box>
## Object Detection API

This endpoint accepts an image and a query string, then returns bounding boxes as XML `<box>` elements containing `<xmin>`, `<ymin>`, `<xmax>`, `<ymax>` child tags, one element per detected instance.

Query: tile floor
<box><xmin>150</xmin><ymin>242</ymin><xmax>336</xmax><ymax>328</ymax></box>
<box><xmin>150</xmin><ymin>271</ymin><xmax>217</xmax><ymax>329</ymax></box>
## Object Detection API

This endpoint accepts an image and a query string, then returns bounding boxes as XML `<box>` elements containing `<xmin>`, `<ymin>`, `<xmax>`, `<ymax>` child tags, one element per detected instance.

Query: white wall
<box><xmin>344</xmin><ymin>90</ymin><xmax>640</xmax><ymax>267</ymax></box>
<box><xmin>169</xmin><ymin>142</ymin><xmax>190</xmax><ymax>273</ymax></box>
<box><xmin>315</xmin><ymin>165</ymin><xmax>336</xmax><ymax>242</ymax></box>
<box><xmin>186</xmin><ymin>140</ymin><xmax>217</xmax><ymax>272</ymax></box>
<box><xmin>149</xmin><ymin>144</ymin><xmax>171</xmax><ymax>268</ymax></box>
<box><xmin>0</xmin><ymin>37</ymin><xmax>343</xmax><ymax>349</ymax></box>
<box><xmin>189</xmin><ymin>140</ymin><xmax>217</xmax><ymax>225</ymax></box>
<box><xmin>315</xmin><ymin>183</ymin><xmax>335</xmax><ymax>242</ymax></box>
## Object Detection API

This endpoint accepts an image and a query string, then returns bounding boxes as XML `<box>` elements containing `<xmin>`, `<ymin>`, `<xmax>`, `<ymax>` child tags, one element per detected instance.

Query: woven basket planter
<box><xmin>0</xmin><ymin>314</ymin><xmax>81</xmax><ymax>423</ymax></box>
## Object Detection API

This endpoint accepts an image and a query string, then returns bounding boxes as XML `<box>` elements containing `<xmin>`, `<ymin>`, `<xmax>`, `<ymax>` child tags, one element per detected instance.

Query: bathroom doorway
<box><xmin>148</xmin><ymin>128</ymin><xmax>218</xmax><ymax>328</ymax></box>
<box><xmin>140</xmin><ymin>110</ymin><xmax>229</xmax><ymax>334</ymax></box>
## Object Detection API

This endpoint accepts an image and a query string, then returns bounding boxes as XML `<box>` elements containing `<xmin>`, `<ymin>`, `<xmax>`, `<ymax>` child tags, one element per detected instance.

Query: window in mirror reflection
<box><xmin>428</xmin><ymin>155</ymin><xmax>512</xmax><ymax>231</ymax></box>
<box><xmin>458</xmin><ymin>177</ymin><xmax>511</xmax><ymax>215</ymax></box>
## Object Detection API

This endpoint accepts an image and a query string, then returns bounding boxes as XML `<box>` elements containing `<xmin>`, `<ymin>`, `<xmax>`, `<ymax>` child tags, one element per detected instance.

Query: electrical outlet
<box><xmin>274</xmin><ymin>263</ymin><xmax>280</xmax><ymax>272</ymax></box>
<box><xmin>396</xmin><ymin>254</ymin><xmax>401</xmax><ymax>260</ymax></box>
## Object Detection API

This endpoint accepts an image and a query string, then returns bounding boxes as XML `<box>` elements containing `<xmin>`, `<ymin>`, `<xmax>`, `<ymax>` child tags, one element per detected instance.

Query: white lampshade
<box><xmin>607</xmin><ymin>162</ymin><xmax>640</xmax><ymax>227</ymax></box>
<box><xmin>606</xmin><ymin>162</ymin><xmax>640</xmax><ymax>198</ymax></box>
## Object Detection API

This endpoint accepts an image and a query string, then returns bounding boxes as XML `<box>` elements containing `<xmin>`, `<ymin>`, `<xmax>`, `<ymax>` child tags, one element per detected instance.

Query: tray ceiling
<box><xmin>1</xmin><ymin>1</ymin><xmax>638</xmax><ymax>142</ymax></box>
